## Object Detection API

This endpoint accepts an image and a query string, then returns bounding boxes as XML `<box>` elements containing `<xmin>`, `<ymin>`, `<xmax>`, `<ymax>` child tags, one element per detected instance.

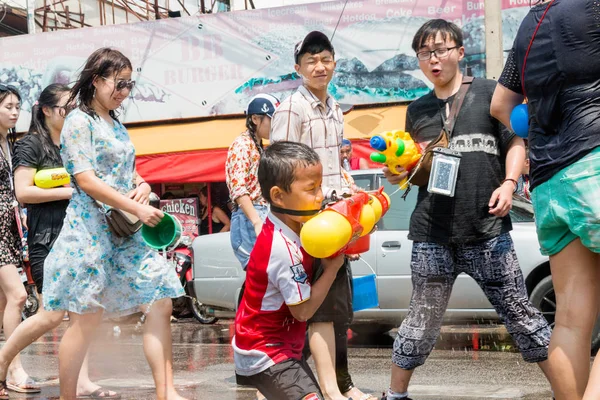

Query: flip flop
<box><xmin>78</xmin><ymin>388</ymin><xmax>121</xmax><ymax>399</ymax></box>
<box><xmin>6</xmin><ymin>376</ymin><xmax>41</xmax><ymax>393</ymax></box>
<box><xmin>344</xmin><ymin>388</ymin><xmax>376</xmax><ymax>400</ymax></box>
<box><xmin>0</xmin><ymin>381</ymin><xmax>8</xmax><ymax>400</ymax></box>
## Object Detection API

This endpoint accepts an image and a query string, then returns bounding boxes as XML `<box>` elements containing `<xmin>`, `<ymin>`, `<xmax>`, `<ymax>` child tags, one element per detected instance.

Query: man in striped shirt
<box><xmin>270</xmin><ymin>30</ymin><xmax>373</xmax><ymax>400</ymax></box>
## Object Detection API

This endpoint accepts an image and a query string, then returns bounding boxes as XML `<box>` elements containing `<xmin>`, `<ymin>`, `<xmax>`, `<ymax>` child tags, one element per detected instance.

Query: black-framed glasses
<box><xmin>416</xmin><ymin>46</ymin><xmax>459</xmax><ymax>61</ymax></box>
<box><xmin>101</xmin><ymin>76</ymin><xmax>136</xmax><ymax>92</ymax></box>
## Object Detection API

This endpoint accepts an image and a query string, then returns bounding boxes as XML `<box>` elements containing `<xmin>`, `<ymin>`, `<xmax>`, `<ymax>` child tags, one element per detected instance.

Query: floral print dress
<box><xmin>0</xmin><ymin>151</ymin><xmax>21</xmax><ymax>267</ymax></box>
<box><xmin>42</xmin><ymin>110</ymin><xmax>184</xmax><ymax>315</ymax></box>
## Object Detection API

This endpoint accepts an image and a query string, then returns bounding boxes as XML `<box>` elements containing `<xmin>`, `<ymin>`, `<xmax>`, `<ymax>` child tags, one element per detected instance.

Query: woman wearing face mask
<box><xmin>0</xmin><ymin>84</ymin><xmax>42</xmax><ymax>397</ymax></box>
<box><xmin>0</xmin><ymin>84</ymin><xmax>120</xmax><ymax>399</ymax></box>
<box><xmin>1</xmin><ymin>48</ymin><xmax>186</xmax><ymax>400</ymax></box>
<box><xmin>225</xmin><ymin>94</ymin><xmax>278</xmax><ymax>269</ymax></box>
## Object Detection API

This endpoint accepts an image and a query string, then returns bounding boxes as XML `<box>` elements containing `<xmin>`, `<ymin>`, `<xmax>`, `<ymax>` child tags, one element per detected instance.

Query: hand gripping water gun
<box><xmin>300</xmin><ymin>188</ymin><xmax>391</xmax><ymax>259</ymax></box>
<box><xmin>369</xmin><ymin>130</ymin><xmax>421</xmax><ymax>188</ymax></box>
<box><xmin>34</xmin><ymin>168</ymin><xmax>70</xmax><ymax>189</ymax></box>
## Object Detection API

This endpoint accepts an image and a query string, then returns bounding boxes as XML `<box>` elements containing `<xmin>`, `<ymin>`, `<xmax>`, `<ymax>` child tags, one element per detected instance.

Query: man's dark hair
<box><xmin>411</xmin><ymin>19</ymin><xmax>463</xmax><ymax>52</ymax></box>
<box><xmin>258</xmin><ymin>141</ymin><xmax>321</xmax><ymax>204</ymax></box>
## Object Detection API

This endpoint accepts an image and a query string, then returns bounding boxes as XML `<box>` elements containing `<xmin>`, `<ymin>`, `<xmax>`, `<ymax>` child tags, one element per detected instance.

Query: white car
<box><xmin>190</xmin><ymin>170</ymin><xmax>600</xmax><ymax>350</ymax></box>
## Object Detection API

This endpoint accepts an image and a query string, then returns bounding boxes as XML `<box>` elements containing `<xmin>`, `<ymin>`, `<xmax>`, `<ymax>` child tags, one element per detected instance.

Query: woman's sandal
<box><xmin>345</xmin><ymin>392</ymin><xmax>377</xmax><ymax>400</ymax></box>
<box><xmin>77</xmin><ymin>388</ymin><xmax>121</xmax><ymax>399</ymax></box>
<box><xmin>358</xmin><ymin>395</ymin><xmax>378</xmax><ymax>400</ymax></box>
<box><xmin>6</xmin><ymin>376</ymin><xmax>41</xmax><ymax>393</ymax></box>
<box><xmin>0</xmin><ymin>380</ymin><xmax>9</xmax><ymax>400</ymax></box>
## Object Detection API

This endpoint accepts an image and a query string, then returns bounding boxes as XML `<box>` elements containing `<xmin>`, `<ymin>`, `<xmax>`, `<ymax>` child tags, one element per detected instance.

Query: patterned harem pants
<box><xmin>392</xmin><ymin>233</ymin><xmax>551</xmax><ymax>370</ymax></box>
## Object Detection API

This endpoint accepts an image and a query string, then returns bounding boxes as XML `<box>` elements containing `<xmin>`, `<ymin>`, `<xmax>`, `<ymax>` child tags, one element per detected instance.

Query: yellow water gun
<box><xmin>300</xmin><ymin>189</ymin><xmax>391</xmax><ymax>259</ymax></box>
<box><xmin>369</xmin><ymin>130</ymin><xmax>421</xmax><ymax>188</ymax></box>
<box><xmin>34</xmin><ymin>168</ymin><xmax>70</xmax><ymax>188</ymax></box>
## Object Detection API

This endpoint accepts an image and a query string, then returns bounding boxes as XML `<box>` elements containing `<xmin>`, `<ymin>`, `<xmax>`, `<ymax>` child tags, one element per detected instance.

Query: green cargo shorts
<box><xmin>531</xmin><ymin>146</ymin><xmax>600</xmax><ymax>256</ymax></box>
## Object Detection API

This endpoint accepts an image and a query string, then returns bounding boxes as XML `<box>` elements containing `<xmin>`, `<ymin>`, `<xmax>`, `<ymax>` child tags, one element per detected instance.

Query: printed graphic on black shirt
<box><xmin>406</xmin><ymin>78</ymin><xmax>514</xmax><ymax>244</ymax></box>
<box><xmin>450</xmin><ymin>134</ymin><xmax>499</xmax><ymax>156</ymax></box>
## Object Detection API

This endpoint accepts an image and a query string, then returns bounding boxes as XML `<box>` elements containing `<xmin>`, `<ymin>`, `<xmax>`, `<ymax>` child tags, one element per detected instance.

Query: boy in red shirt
<box><xmin>233</xmin><ymin>141</ymin><xmax>345</xmax><ymax>400</ymax></box>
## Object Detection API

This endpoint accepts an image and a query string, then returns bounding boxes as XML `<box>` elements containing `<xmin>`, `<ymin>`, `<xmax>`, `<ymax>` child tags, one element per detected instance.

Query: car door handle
<box><xmin>382</xmin><ymin>241</ymin><xmax>401</xmax><ymax>249</ymax></box>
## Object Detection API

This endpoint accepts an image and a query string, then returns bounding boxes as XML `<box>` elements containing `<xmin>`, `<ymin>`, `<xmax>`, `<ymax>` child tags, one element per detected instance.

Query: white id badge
<box><xmin>427</xmin><ymin>147</ymin><xmax>462</xmax><ymax>197</ymax></box>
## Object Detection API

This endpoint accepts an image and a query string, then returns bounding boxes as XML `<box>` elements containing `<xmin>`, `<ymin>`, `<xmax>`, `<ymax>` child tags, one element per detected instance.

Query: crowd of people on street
<box><xmin>0</xmin><ymin>0</ymin><xmax>598</xmax><ymax>399</ymax></box>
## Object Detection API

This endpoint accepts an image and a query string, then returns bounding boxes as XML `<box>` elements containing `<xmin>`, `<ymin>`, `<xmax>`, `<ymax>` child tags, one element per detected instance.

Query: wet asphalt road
<box><xmin>2</xmin><ymin>316</ymin><xmax>556</xmax><ymax>400</ymax></box>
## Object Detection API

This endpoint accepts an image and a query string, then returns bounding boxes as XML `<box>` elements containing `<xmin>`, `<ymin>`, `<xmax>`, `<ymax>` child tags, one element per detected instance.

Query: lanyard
<box><xmin>439</xmin><ymin>76</ymin><xmax>474</xmax><ymax>138</ymax></box>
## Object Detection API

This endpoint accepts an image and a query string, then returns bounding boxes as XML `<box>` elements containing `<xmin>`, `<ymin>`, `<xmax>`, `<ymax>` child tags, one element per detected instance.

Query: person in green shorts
<box><xmin>491</xmin><ymin>1</ymin><xmax>600</xmax><ymax>398</ymax></box>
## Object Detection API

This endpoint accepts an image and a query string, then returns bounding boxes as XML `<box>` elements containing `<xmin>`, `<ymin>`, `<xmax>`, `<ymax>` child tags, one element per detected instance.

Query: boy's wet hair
<box><xmin>411</xmin><ymin>19</ymin><xmax>463</xmax><ymax>52</ymax></box>
<box><xmin>258</xmin><ymin>141</ymin><xmax>321</xmax><ymax>204</ymax></box>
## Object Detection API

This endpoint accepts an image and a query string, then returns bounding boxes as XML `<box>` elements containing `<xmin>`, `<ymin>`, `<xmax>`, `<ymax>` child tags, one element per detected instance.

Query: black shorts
<box><xmin>241</xmin><ymin>358</ymin><xmax>323</xmax><ymax>400</ymax></box>
<box><xmin>308</xmin><ymin>258</ymin><xmax>353</xmax><ymax>325</ymax></box>
<box><xmin>28</xmin><ymin>232</ymin><xmax>58</xmax><ymax>293</ymax></box>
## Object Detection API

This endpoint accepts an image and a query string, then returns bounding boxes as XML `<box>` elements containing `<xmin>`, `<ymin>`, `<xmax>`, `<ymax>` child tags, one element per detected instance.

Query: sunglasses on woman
<box><xmin>101</xmin><ymin>77</ymin><xmax>136</xmax><ymax>92</ymax></box>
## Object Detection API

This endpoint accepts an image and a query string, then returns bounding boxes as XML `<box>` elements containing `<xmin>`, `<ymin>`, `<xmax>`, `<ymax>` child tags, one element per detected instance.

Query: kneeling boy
<box><xmin>232</xmin><ymin>141</ymin><xmax>345</xmax><ymax>400</ymax></box>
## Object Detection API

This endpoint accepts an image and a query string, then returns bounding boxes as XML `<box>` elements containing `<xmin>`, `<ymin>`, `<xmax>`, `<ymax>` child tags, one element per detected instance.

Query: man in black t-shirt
<box><xmin>491</xmin><ymin>1</ymin><xmax>600</xmax><ymax>398</ymax></box>
<box><xmin>380</xmin><ymin>20</ymin><xmax>552</xmax><ymax>400</ymax></box>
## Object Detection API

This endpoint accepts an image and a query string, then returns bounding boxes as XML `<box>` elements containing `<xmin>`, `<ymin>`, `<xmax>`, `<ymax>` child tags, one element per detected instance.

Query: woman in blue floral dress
<box><xmin>0</xmin><ymin>84</ymin><xmax>119</xmax><ymax>399</ymax></box>
<box><xmin>0</xmin><ymin>86</ymin><xmax>43</xmax><ymax>398</ymax></box>
<box><xmin>7</xmin><ymin>48</ymin><xmax>186</xmax><ymax>400</ymax></box>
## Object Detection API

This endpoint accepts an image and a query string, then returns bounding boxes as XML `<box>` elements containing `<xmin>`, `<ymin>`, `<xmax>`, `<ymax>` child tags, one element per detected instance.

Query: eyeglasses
<box><xmin>416</xmin><ymin>46</ymin><xmax>459</xmax><ymax>61</ymax></box>
<box><xmin>101</xmin><ymin>76</ymin><xmax>136</xmax><ymax>92</ymax></box>
<box><xmin>52</xmin><ymin>104</ymin><xmax>76</xmax><ymax>117</ymax></box>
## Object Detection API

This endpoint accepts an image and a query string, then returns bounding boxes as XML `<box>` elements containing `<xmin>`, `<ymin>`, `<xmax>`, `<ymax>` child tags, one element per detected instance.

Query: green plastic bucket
<box><xmin>141</xmin><ymin>213</ymin><xmax>182</xmax><ymax>250</ymax></box>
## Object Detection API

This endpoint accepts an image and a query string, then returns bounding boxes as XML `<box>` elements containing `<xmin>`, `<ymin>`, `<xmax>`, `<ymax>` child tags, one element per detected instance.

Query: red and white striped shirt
<box><xmin>232</xmin><ymin>213</ymin><xmax>314</xmax><ymax>376</ymax></box>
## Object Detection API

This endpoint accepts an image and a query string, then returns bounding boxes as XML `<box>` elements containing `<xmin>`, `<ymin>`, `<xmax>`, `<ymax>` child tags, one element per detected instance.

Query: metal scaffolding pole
<box><xmin>26</xmin><ymin>0</ymin><xmax>36</xmax><ymax>33</ymax></box>
<box><xmin>484</xmin><ymin>0</ymin><xmax>504</xmax><ymax>80</ymax></box>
